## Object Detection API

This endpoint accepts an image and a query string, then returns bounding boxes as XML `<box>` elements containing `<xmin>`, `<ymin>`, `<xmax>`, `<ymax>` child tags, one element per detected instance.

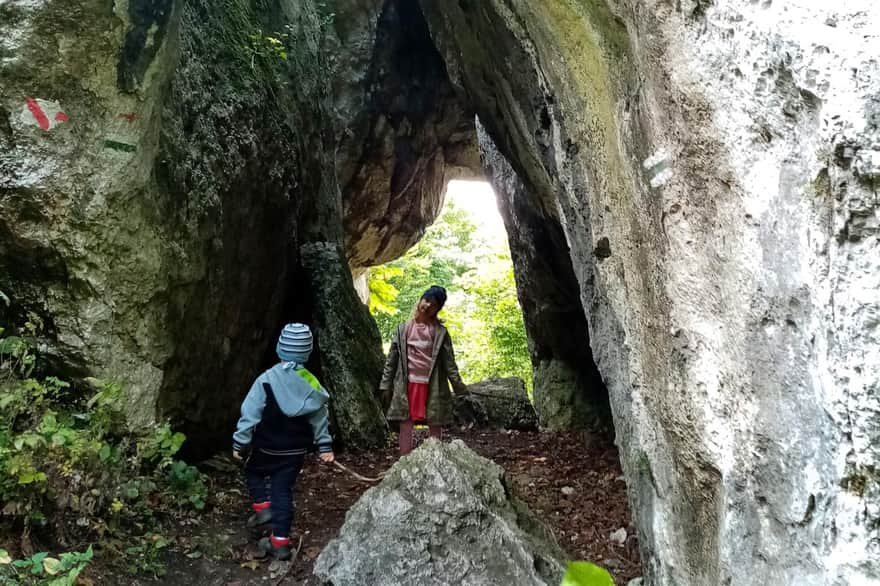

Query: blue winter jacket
<box><xmin>232</xmin><ymin>363</ymin><xmax>333</xmax><ymax>454</ymax></box>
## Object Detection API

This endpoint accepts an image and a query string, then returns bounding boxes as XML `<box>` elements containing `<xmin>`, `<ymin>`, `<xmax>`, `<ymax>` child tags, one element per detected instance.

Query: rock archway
<box><xmin>2</xmin><ymin>0</ymin><xmax>878</xmax><ymax>584</ymax></box>
<box><xmin>337</xmin><ymin>0</ymin><xmax>613</xmax><ymax>432</ymax></box>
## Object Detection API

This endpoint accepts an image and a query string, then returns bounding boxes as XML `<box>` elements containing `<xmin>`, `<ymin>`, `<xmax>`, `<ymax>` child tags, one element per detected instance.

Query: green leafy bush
<box><xmin>0</xmin><ymin>293</ymin><xmax>207</xmax><ymax>576</ymax></box>
<box><xmin>166</xmin><ymin>461</ymin><xmax>208</xmax><ymax>511</ymax></box>
<box><xmin>0</xmin><ymin>547</ymin><xmax>92</xmax><ymax>586</ymax></box>
<box><xmin>452</xmin><ymin>259</ymin><xmax>531</xmax><ymax>393</ymax></box>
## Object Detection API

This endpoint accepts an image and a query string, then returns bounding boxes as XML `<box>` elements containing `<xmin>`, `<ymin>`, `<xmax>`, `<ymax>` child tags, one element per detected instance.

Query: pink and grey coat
<box><xmin>379</xmin><ymin>321</ymin><xmax>468</xmax><ymax>426</ymax></box>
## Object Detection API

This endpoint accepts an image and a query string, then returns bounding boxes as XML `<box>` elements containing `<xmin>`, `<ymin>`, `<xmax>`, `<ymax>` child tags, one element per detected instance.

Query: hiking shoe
<box><xmin>258</xmin><ymin>536</ymin><xmax>292</xmax><ymax>561</ymax></box>
<box><xmin>246</xmin><ymin>508</ymin><xmax>273</xmax><ymax>530</ymax></box>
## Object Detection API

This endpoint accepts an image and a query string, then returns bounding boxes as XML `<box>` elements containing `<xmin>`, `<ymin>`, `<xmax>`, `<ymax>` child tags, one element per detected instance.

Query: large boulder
<box><xmin>313</xmin><ymin>439</ymin><xmax>567</xmax><ymax>585</ymax></box>
<box><xmin>454</xmin><ymin>377</ymin><xmax>539</xmax><ymax>431</ymax></box>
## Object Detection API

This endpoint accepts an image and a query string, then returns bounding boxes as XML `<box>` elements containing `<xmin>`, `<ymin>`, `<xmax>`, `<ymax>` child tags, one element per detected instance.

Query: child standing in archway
<box><xmin>379</xmin><ymin>285</ymin><xmax>470</xmax><ymax>455</ymax></box>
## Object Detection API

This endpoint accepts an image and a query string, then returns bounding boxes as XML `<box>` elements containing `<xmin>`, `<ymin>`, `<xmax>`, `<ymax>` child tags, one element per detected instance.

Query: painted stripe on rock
<box><xmin>103</xmin><ymin>139</ymin><xmax>137</xmax><ymax>153</ymax></box>
<box><xmin>21</xmin><ymin>98</ymin><xmax>69</xmax><ymax>131</ymax></box>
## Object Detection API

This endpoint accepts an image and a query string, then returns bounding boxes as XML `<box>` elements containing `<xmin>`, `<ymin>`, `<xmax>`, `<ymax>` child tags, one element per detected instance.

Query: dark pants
<box><xmin>244</xmin><ymin>451</ymin><xmax>305</xmax><ymax>538</ymax></box>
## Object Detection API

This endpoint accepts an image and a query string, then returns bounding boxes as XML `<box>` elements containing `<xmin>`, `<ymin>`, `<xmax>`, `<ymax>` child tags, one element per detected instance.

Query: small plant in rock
<box><xmin>247</xmin><ymin>29</ymin><xmax>289</xmax><ymax>70</ymax></box>
<box><xmin>316</xmin><ymin>0</ymin><xmax>336</xmax><ymax>30</ymax></box>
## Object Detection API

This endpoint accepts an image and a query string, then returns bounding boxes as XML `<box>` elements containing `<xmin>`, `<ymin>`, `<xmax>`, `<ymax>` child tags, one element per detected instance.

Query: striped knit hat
<box><xmin>276</xmin><ymin>323</ymin><xmax>313</xmax><ymax>363</ymax></box>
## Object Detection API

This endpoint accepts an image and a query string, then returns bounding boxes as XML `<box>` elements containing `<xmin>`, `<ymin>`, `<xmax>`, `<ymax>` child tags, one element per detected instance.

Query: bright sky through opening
<box><xmin>445</xmin><ymin>180</ymin><xmax>506</xmax><ymax>242</ymax></box>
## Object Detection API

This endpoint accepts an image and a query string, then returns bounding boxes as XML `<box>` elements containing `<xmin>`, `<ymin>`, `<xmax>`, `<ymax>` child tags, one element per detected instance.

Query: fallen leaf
<box><xmin>42</xmin><ymin>557</ymin><xmax>62</xmax><ymax>575</ymax></box>
<box><xmin>240</xmin><ymin>560</ymin><xmax>261</xmax><ymax>570</ymax></box>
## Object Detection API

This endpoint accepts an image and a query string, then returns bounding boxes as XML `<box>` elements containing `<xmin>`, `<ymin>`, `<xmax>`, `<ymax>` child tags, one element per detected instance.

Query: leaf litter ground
<box><xmin>108</xmin><ymin>428</ymin><xmax>639</xmax><ymax>585</ymax></box>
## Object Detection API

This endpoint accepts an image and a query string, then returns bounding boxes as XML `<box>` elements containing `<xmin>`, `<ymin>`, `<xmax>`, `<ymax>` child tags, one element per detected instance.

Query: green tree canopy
<box><xmin>368</xmin><ymin>199</ymin><xmax>532</xmax><ymax>392</ymax></box>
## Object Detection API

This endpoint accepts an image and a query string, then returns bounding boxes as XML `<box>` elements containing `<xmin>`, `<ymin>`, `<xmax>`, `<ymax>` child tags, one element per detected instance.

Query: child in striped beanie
<box><xmin>233</xmin><ymin>323</ymin><xmax>334</xmax><ymax>560</ymax></box>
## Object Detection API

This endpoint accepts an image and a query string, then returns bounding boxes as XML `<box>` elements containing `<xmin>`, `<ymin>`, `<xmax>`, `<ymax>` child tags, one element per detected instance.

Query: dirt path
<box><xmin>110</xmin><ymin>428</ymin><xmax>639</xmax><ymax>585</ymax></box>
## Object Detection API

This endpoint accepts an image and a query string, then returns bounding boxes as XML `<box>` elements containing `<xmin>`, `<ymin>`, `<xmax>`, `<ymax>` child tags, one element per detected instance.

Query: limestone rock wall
<box><xmin>1</xmin><ymin>0</ymin><xmax>187</xmax><ymax>426</ymax></box>
<box><xmin>0</xmin><ymin>0</ymin><xmax>388</xmax><ymax>453</ymax></box>
<box><xmin>325</xmin><ymin>0</ymin><xmax>481</xmax><ymax>269</ymax></box>
<box><xmin>419</xmin><ymin>0</ymin><xmax>880</xmax><ymax>584</ymax></box>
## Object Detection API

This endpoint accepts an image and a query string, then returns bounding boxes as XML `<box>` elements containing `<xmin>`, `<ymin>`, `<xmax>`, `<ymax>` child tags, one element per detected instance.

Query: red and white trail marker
<box><xmin>21</xmin><ymin>98</ymin><xmax>69</xmax><ymax>131</ymax></box>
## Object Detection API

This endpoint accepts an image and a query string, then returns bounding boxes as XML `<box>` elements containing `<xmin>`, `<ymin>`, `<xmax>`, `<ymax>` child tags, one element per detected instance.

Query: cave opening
<box><xmin>364</xmin><ymin>169</ymin><xmax>612</xmax><ymax>433</ymax></box>
<box><xmin>337</xmin><ymin>0</ymin><xmax>613</xmax><ymax>435</ymax></box>
<box><xmin>367</xmin><ymin>179</ymin><xmax>530</xmax><ymax>394</ymax></box>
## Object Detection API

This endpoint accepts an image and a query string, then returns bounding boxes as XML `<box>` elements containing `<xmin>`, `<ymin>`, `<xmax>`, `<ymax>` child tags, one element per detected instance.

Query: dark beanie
<box><xmin>422</xmin><ymin>285</ymin><xmax>447</xmax><ymax>309</ymax></box>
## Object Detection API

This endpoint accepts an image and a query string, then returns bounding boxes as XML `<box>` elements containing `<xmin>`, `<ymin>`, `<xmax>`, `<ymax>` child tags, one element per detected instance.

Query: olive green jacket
<box><xmin>379</xmin><ymin>321</ymin><xmax>468</xmax><ymax>425</ymax></box>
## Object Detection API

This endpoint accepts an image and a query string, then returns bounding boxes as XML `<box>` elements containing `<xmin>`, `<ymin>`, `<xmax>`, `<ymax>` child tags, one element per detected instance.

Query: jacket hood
<box><xmin>259</xmin><ymin>363</ymin><xmax>329</xmax><ymax>417</ymax></box>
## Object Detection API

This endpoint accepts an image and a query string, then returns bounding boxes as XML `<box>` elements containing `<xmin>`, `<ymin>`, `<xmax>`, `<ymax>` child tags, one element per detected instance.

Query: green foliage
<box><xmin>137</xmin><ymin>423</ymin><xmax>186</xmax><ymax>463</ymax></box>
<box><xmin>0</xmin><ymin>311</ymin><xmax>41</xmax><ymax>379</ymax></box>
<box><xmin>452</xmin><ymin>259</ymin><xmax>531</xmax><ymax>391</ymax></box>
<box><xmin>120</xmin><ymin>533</ymin><xmax>171</xmax><ymax>577</ymax></box>
<box><xmin>370</xmin><ymin>201</ymin><xmax>480</xmax><ymax>341</ymax></box>
<box><xmin>368</xmin><ymin>200</ymin><xmax>532</xmax><ymax>390</ymax></box>
<box><xmin>166</xmin><ymin>461</ymin><xmax>208</xmax><ymax>511</ymax></box>
<box><xmin>209</xmin><ymin>0</ymin><xmax>324</xmax><ymax>99</ymax></box>
<box><xmin>0</xmin><ymin>546</ymin><xmax>92</xmax><ymax>586</ymax></box>
<box><xmin>560</xmin><ymin>561</ymin><xmax>614</xmax><ymax>586</ymax></box>
<box><xmin>248</xmin><ymin>29</ymin><xmax>289</xmax><ymax>68</ymax></box>
<box><xmin>368</xmin><ymin>266</ymin><xmax>403</xmax><ymax>317</ymax></box>
<box><xmin>0</xmin><ymin>293</ymin><xmax>207</xmax><ymax>577</ymax></box>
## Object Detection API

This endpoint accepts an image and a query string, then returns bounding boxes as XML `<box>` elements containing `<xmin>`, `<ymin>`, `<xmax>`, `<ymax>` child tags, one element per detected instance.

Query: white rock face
<box><xmin>420</xmin><ymin>0</ymin><xmax>880</xmax><ymax>583</ymax></box>
<box><xmin>648</xmin><ymin>2</ymin><xmax>880</xmax><ymax>584</ymax></box>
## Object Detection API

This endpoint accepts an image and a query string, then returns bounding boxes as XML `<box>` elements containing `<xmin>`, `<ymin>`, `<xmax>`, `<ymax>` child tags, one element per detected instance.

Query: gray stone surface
<box><xmin>419</xmin><ymin>0</ymin><xmax>880</xmax><ymax>584</ymax></box>
<box><xmin>0</xmin><ymin>0</ymin><xmax>388</xmax><ymax>452</ymax></box>
<box><xmin>313</xmin><ymin>439</ymin><xmax>566</xmax><ymax>586</ymax></box>
<box><xmin>457</xmin><ymin>377</ymin><xmax>539</xmax><ymax>431</ymax></box>
<box><xmin>325</xmin><ymin>0</ymin><xmax>481</xmax><ymax>269</ymax></box>
<box><xmin>4</xmin><ymin>0</ymin><xmax>880</xmax><ymax>582</ymax></box>
<box><xmin>301</xmin><ymin>241</ymin><xmax>388</xmax><ymax>449</ymax></box>
<box><xmin>479</xmin><ymin>126</ymin><xmax>610</xmax><ymax>430</ymax></box>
